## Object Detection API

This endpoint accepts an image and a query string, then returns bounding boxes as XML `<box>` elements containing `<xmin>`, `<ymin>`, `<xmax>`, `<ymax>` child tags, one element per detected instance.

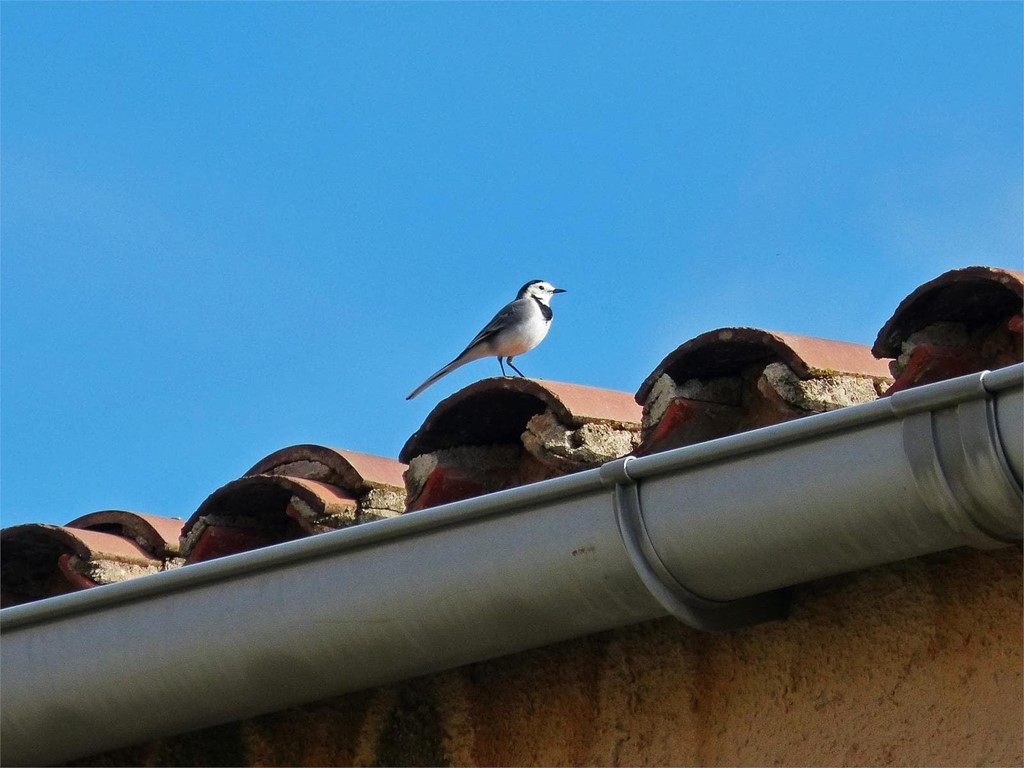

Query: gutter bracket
<box><xmin>601</xmin><ymin>456</ymin><xmax>790</xmax><ymax>632</ymax></box>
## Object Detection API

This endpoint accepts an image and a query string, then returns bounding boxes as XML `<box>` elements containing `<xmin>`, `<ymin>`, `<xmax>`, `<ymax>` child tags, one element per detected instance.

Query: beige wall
<box><xmin>75</xmin><ymin>545</ymin><xmax>1022</xmax><ymax>767</ymax></box>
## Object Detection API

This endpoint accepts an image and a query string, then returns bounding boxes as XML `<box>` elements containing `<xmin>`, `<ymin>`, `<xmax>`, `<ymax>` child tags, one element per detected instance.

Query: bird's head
<box><xmin>517</xmin><ymin>280</ymin><xmax>567</xmax><ymax>304</ymax></box>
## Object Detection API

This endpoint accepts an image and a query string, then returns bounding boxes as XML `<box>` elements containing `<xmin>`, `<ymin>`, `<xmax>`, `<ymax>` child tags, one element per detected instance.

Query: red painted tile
<box><xmin>184</xmin><ymin>525</ymin><xmax>284</xmax><ymax>564</ymax></box>
<box><xmin>883</xmin><ymin>345</ymin><xmax>987</xmax><ymax>395</ymax></box>
<box><xmin>634</xmin><ymin>399</ymin><xmax>744</xmax><ymax>456</ymax></box>
<box><xmin>57</xmin><ymin>553</ymin><xmax>99</xmax><ymax>589</ymax></box>
<box><xmin>405</xmin><ymin>467</ymin><xmax>485</xmax><ymax>512</ymax></box>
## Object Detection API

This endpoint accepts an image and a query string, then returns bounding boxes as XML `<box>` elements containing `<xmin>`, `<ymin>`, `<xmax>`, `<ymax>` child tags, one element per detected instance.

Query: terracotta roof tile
<box><xmin>1</xmin><ymin>523</ymin><xmax>164</xmax><ymax>607</ymax></box>
<box><xmin>634</xmin><ymin>328</ymin><xmax>891</xmax><ymax>456</ymax></box>
<box><xmin>2</xmin><ymin>524</ymin><xmax>158</xmax><ymax>564</ymax></box>
<box><xmin>873</xmin><ymin>266</ymin><xmax>1024</xmax><ymax>358</ymax></box>
<box><xmin>636</xmin><ymin>327</ymin><xmax>891</xmax><ymax>403</ymax></box>
<box><xmin>181</xmin><ymin>475</ymin><xmax>362</xmax><ymax>563</ymax></box>
<box><xmin>245</xmin><ymin>445</ymin><xmax>407</xmax><ymax>492</ymax></box>
<box><xmin>400</xmin><ymin>377</ymin><xmax>641</xmax><ymax>461</ymax></box>
<box><xmin>65</xmin><ymin>510</ymin><xmax>184</xmax><ymax>557</ymax></box>
<box><xmin>871</xmin><ymin>266</ymin><xmax>1023</xmax><ymax>393</ymax></box>
<box><xmin>400</xmin><ymin>378</ymin><xmax>641</xmax><ymax>510</ymax></box>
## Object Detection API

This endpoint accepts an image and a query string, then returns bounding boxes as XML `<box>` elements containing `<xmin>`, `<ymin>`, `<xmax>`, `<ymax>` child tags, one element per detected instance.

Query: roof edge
<box><xmin>2</xmin><ymin>365</ymin><xmax>1020</xmax><ymax>766</ymax></box>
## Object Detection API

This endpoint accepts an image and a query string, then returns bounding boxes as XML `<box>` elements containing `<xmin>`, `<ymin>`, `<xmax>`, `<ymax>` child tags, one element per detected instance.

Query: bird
<box><xmin>406</xmin><ymin>279</ymin><xmax>567</xmax><ymax>400</ymax></box>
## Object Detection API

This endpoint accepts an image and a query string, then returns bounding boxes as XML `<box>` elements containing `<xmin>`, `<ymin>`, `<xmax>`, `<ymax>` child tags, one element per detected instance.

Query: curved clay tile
<box><xmin>1</xmin><ymin>524</ymin><xmax>158</xmax><ymax>563</ymax></box>
<box><xmin>1</xmin><ymin>524</ymin><xmax>162</xmax><ymax>607</ymax></box>
<box><xmin>245</xmin><ymin>445</ymin><xmax>407</xmax><ymax>492</ymax></box>
<box><xmin>872</xmin><ymin>266</ymin><xmax>1024</xmax><ymax>358</ymax></box>
<box><xmin>633</xmin><ymin>328</ymin><xmax>892</xmax><ymax>457</ymax></box>
<box><xmin>636</xmin><ymin>327</ymin><xmax>891</xmax><ymax>404</ymax></box>
<box><xmin>182</xmin><ymin>475</ymin><xmax>361</xmax><ymax>563</ymax></box>
<box><xmin>400</xmin><ymin>378</ymin><xmax>642</xmax><ymax>511</ymax></box>
<box><xmin>400</xmin><ymin>377</ymin><xmax>641</xmax><ymax>462</ymax></box>
<box><xmin>66</xmin><ymin>510</ymin><xmax>184</xmax><ymax>557</ymax></box>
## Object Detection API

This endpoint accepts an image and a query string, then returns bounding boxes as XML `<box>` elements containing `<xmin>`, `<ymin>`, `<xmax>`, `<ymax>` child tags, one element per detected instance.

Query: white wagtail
<box><xmin>406</xmin><ymin>279</ymin><xmax>567</xmax><ymax>400</ymax></box>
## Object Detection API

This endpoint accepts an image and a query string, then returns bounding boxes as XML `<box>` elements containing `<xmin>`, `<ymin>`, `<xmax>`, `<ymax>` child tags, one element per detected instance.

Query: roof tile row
<box><xmin>3</xmin><ymin>265</ymin><xmax>1021</xmax><ymax>607</ymax></box>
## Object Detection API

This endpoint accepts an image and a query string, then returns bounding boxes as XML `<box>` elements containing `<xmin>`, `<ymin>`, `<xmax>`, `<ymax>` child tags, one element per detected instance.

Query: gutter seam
<box><xmin>601</xmin><ymin>456</ymin><xmax>790</xmax><ymax>632</ymax></box>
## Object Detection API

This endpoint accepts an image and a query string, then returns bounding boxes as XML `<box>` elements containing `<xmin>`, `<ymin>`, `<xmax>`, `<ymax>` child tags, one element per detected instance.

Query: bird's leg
<box><xmin>498</xmin><ymin>357</ymin><xmax>507</xmax><ymax>377</ymax></box>
<box><xmin>507</xmin><ymin>357</ymin><xmax>526</xmax><ymax>377</ymax></box>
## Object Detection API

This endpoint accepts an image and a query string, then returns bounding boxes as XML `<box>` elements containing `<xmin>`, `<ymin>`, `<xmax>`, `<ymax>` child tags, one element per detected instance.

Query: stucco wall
<box><xmin>73</xmin><ymin>545</ymin><xmax>1022</xmax><ymax>767</ymax></box>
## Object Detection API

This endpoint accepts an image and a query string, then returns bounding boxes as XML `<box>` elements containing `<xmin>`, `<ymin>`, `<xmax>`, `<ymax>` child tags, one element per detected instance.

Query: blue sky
<box><xmin>2</xmin><ymin>2</ymin><xmax>1021</xmax><ymax>528</ymax></box>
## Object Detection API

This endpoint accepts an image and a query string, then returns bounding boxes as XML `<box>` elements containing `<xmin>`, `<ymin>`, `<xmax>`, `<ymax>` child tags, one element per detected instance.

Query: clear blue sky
<box><xmin>2</xmin><ymin>2</ymin><xmax>1021</xmax><ymax>528</ymax></box>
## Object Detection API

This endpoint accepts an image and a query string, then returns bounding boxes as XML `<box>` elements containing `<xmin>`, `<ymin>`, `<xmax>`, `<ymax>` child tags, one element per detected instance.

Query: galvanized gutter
<box><xmin>2</xmin><ymin>365</ymin><xmax>1021</xmax><ymax>766</ymax></box>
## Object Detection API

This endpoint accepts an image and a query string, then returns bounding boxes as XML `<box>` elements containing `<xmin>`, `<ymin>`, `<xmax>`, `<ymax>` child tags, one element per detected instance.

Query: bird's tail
<box><xmin>406</xmin><ymin>357</ymin><xmax>470</xmax><ymax>400</ymax></box>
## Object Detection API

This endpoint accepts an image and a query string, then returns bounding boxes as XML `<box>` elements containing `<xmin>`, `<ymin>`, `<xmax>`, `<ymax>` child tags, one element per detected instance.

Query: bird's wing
<box><xmin>457</xmin><ymin>299</ymin><xmax>525</xmax><ymax>355</ymax></box>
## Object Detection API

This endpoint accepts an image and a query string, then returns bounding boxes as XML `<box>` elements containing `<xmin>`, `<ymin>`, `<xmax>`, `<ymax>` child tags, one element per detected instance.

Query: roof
<box><xmin>2</xmin><ymin>263</ymin><xmax>1021</xmax><ymax>607</ymax></box>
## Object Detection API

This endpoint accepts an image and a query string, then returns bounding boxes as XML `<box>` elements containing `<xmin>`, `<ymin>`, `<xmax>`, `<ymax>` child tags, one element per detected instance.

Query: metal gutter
<box><xmin>2</xmin><ymin>365</ymin><xmax>1021</xmax><ymax>766</ymax></box>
